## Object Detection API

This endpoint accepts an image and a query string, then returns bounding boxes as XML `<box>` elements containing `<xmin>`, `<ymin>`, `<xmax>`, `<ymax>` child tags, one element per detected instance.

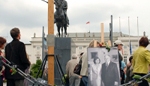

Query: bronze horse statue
<box><xmin>42</xmin><ymin>0</ymin><xmax>69</xmax><ymax>37</ymax></box>
<box><xmin>54</xmin><ymin>0</ymin><xmax>69</xmax><ymax>37</ymax></box>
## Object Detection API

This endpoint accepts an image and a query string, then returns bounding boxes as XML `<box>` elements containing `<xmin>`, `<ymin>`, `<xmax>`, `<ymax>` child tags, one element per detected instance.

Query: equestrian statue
<box><xmin>42</xmin><ymin>0</ymin><xmax>69</xmax><ymax>37</ymax></box>
<box><xmin>54</xmin><ymin>0</ymin><xmax>69</xmax><ymax>37</ymax></box>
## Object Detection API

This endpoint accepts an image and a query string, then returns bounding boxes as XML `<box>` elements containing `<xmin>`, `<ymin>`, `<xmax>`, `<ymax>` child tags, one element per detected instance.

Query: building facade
<box><xmin>26</xmin><ymin>32</ymin><xmax>144</xmax><ymax>64</ymax></box>
<box><xmin>26</xmin><ymin>37</ymin><xmax>43</xmax><ymax>64</ymax></box>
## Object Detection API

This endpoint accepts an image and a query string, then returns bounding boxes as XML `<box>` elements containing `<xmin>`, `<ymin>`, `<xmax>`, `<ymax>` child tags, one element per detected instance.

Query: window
<box><xmin>72</xmin><ymin>48</ymin><xmax>76</xmax><ymax>53</ymax></box>
<box><xmin>37</xmin><ymin>46</ymin><xmax>40</xmax><ymax>50</ymax></box>
<box><xmin>79</xmin><ymin>46</ymin><xmax>82</xmax><ymax>50</ymax></box>
<box><xmin>33</xmin><ymin>46</ymin><xmax>36</xmax><ymax>48</ymax></box>
<box><xmin>37</xmin><ymin>57</ymin><xmax>40</xmax><ymax>60</ymax></box>
<box><xmin>124</xmin><ymin>56</ymin><xmax>127</xmax><ymax>59</ymax></box>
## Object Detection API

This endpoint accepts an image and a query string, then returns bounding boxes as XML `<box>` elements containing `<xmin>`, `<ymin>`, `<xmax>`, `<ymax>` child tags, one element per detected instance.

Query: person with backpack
<box><xmin>66</xmin><ymin>54</ymin><xmax>81</xmax><ymax>86</ymax></box>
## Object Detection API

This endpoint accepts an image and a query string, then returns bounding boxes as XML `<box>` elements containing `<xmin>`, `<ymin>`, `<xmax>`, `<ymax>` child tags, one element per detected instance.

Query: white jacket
<box><xmin>80</xmin><ymin>52</ymin><xmax>88</xmax><ymax>76</ymax></box>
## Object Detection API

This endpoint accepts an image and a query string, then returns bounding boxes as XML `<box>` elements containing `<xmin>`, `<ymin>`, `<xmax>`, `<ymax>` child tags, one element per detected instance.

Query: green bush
<box><xmin>30</xmin><ymin>59</ymin><xmax>42</xmax><ymax>78</ymax></box>
<box><xmin>146</xmin><ymin>78</ymin><xmax>150</xmax><ymax>83</ymax></box>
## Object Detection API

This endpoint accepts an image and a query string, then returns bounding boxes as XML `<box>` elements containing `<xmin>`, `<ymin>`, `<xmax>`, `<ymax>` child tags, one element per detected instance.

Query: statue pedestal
<box><xmin>54</xmin><ymin>37</ymin><xmax>71</xmax><ymax>85</ymax></box>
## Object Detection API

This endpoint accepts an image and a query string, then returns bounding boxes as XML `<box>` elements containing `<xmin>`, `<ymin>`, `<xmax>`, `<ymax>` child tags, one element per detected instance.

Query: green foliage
<box><xmin>11</xmin><ymin>68</ymin><xmax>17</xmax><ymax>75</ymax></box>
<box><xmin>146</xmin><ymin>78</ymin><xmax>150</xmax><ymax>83</ymax></box>
<box><xmin>30</xmin><ymin>59</ymin><xmax>42</xmax><ymax>78</ymax></box>
<box><xmin>62</xmin><ymin>74</ymin><xmax>67</xmax><ymax>84</ymax></box>
<box><xmin>133</xmin><ymin>75</ymin><xmax>141</xmax><ymax>81</ymax></box>
<box><xmin>105</xmin><ymin>42</ymin><xmax>110</xmax><ymax>52</ymax></box>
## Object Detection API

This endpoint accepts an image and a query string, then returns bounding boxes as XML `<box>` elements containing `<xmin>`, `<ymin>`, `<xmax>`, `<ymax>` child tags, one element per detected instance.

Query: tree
<box><xmin>30</xmin><ymin>59</ymin><xmax>42</xmax><ymax>78</ymax></box>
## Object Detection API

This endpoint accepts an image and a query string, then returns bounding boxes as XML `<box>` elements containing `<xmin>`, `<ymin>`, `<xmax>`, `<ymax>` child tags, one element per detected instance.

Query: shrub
<box><xmin>30</xmin><ymin>59</ymin><xmax>42</xmax><ymax>78</ymax></box>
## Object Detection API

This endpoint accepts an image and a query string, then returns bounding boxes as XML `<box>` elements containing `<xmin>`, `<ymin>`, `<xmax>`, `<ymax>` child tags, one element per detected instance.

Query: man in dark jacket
<box><xmin>5</xmin><ymin>27</ymin><xmax>30</xmax><ymax>86</ymax></box>
<box><xmin>101</xmin><ymin>55</ymin><xmax>120</xmax><ymax>86</ymax></box>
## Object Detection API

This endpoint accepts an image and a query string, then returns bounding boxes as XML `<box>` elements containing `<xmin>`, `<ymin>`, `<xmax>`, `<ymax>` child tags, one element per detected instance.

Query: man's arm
<box><xmin>101</xmin><ymin>64</ymin><xmax>105</xmax><ymax>82</ymax></box>
<box><xmin>19</xmin><ymin>42</ymin><xmax>30</xmax><ymax>69</ymax></box>
<box><xmin>66</xmin><ymin>61</ymin><xmax>69</xmax><ymax>77</ymax></box>
<box><xmin>144</xmin><ymin>50</ymin><xmax>150</xmax><ymax>63</ymax></box>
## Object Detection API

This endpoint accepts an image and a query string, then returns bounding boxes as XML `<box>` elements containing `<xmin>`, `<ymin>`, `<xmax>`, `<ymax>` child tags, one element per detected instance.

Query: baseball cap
<box><xmin>114</xmin><ymin>40</ymin><xmax>123</xmax><ymax>46</ymax></box>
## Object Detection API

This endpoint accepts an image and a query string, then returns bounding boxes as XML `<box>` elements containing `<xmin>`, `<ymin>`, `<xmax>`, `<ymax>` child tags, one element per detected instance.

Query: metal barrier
<box><xmin>0</xmin><ymin>56</ymin><xmax>51</xmax><ymax>86</ymax></box>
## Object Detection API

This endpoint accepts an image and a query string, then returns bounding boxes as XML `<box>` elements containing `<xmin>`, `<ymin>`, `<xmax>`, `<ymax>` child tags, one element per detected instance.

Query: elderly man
<box><xmin>101</xmin><ymin>54</ymin><xmax>119</xmax><ymax>86</ymax></box>
<box><xmin>66</xmin><ymin>54</ymin><xmax>81</xmax><ymax>86</ymax></box>
<box><xmin>114</xmin><ymin>40</ymin><xmax>125</xmax><ymax>84</ymax></box>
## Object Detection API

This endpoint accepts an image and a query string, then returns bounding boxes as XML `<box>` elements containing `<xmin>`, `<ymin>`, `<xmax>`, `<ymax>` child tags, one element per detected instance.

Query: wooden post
<box><xmin>101</xmin><ymin>23</ymin><xmax>104</xmax><ymax>44</ymax></box>
<box><xmin>108</xmin><ymin>40</ymin><xmax>111</xmax><ymax>47</ymax></box>
<box><xmin>94</xmin><ymin>40</ymin><xmax>97</xmax><ymax>47</ymax></box>
<box><xmin>48</xmin><ymin>0</ymin><xmax>54</xmax><ymax>85</ymax></box>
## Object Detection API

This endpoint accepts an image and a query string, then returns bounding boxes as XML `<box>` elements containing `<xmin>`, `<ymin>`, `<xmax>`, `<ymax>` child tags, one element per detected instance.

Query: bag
<box><xmin>73</xmin><ymin>63</ymin><xmax>82</xmax><ymax>75</ymax></box>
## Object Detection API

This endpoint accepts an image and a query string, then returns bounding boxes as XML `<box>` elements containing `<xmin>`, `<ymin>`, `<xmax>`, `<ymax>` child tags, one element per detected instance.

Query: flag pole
<box><xmin>128</xmin><ymin>16</ymin><xmax>130</xmax><ymax>38</ymax></box>
<box><xmin>137</xmin><ymin>17</ymin><xmax>139</xmax><ymax>36</ymax></box>
<box><xmin>119</xmin><ymin>17</ymin><xmax>121</xmax><ymax>36</ymax></box>
<box><xmin>86</xmin><ymin>21</ymin><xmax>90</xmax><ymax>34</ymax></box>
<box><xmin>137</xmin><ymin>17</ymin><xmax>139</xmax><ymax>46</ymax></box>
<box><xmin>89</xmin><ymin>22</ymin><xmax>90</xmax><ymax>32</ymax></box>
<box><xmin>128</xmin><ymin>16</ymin><xmax>132</xmax><ymax>55</ymax></box>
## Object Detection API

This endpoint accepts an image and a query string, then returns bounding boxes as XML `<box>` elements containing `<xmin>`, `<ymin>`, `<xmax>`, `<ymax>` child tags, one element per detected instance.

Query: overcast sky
<box><xmin>0</xmin><ymin>0</ymin><xmax>150</xmax><ymax>43</ymax></box>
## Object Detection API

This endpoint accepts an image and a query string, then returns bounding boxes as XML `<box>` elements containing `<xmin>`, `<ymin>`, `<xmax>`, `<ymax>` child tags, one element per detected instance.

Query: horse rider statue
<box><xmin>41</xmin><ymin>0</ymin><xmax>69</xmax><ymax>37</ymax></box>
<box><xmin>54</xmin><ymin>0</ymin><xmax>69</xmax><ymax>27</ymax></box>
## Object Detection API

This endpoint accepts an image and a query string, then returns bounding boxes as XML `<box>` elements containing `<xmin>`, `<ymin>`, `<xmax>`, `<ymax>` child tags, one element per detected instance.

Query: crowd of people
<box><xmin>1</xmin><ymin>27</ymin><xmax>150</xmax><ymax>86</ymax></box>
<box><xmin>66</xmin><ymin>36</ymin><xmax>150</xmax><ymax>86</ymax></box>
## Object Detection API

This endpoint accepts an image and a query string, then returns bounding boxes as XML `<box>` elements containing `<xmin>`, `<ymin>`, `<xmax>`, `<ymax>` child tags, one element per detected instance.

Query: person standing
<box><xmin>0</xmin><ymin>37</ymin><xmax>6</xmax><ymax>86</ymax></box>
<box><xmin>101</xmin><ymin>54</ymin><xmax>119</xmax><ymax>86</ymax></box>
<box><xmin>90</xmin><ymin>57</ymin><xmax>102</xmax><ymax>86</ymax></box>
<box><xmin>114</xmin><ymin>40</ymin><xmax>125</xmax><ymax>84</ymax></box>
<box><xmin>66</xmin><ymin>54</ymin><xmax>81</xmax><ymax>86</ymax></box>
<box><xmin>125</xmin><ymin>56</ymin><xmax>133</xmax><ymax>83</ymax></box>
<box><xmin>80</xmin><ymin>40</ymin><xmax>100</xmax><ymax>86</ymax></box>
<box><xmin>5</xmin><ymin>27</ymin><xmax>30</xmax><ymax>86</ymax></box>
<box><xmin>132</xmin><ymin>36</ymin><xmax>150</xmax><ymax>86</ymax></box>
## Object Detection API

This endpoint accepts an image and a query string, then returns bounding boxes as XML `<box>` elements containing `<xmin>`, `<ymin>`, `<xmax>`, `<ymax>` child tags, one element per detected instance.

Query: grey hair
<box><xmin>72</xmin><ymin>54</ymin><xmax>77</xmax><ymax>59</ymax></box>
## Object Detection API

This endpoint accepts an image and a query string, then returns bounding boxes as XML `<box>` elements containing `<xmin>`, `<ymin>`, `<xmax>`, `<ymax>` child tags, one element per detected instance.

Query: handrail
<box><xmin>0</xmin><ymin>56</ymin><xmax>51</xmax><ymax>86</ymax></box>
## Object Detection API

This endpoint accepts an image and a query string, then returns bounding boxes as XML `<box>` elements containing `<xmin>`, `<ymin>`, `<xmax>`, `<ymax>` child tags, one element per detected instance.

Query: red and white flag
<box><xmin>86</xmin><ymin>21</ymin><xmax>90</xmax><ymax>24</ymax></box>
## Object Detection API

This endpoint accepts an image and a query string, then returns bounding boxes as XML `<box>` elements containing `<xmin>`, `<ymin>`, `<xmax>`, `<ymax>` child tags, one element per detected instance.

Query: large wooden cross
<box><xmin>48</xmin><ymin>0</ymin><xmax>54</xmax><ymax>85</ymax></box>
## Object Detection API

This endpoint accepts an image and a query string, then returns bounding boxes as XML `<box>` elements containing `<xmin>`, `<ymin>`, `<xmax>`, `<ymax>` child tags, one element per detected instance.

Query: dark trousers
<box><xmin>139</xmin><ymin>79</ymin><xmax>149</xmax><ymax>86</ymax></box>
<box><xmin>0</xmin><ymin>76</ymin><xmax>3</xmax><ymax>86</ymax></box>
<box><xmin>7</xmin><ymin>79</ymin><xmax>24</xmax><ymax>86</ymax></box>
<box><xmin>80</xmin><ymin>76</ymin><xmax>88</xmax><ymax>86</ymax></box>
<box><xmin>134</xmin><ymin>73</ymin><xmax>149</xmax><ymax>86</ymax></box>
<box><xmin>120</xmin><ymin>69</ymin><xmax>125</xmax><ymax>84</ymax></box>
